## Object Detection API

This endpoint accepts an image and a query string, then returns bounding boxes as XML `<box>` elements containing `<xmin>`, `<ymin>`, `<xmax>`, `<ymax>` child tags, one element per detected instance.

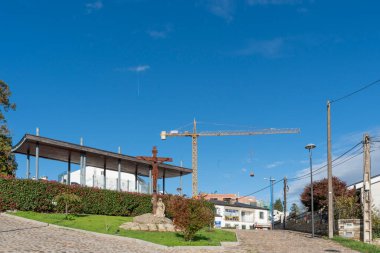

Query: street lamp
<box><xmin>305</xmin><ymin>143</ymin><xmax>316</xmax><ymax>238</ymax></box>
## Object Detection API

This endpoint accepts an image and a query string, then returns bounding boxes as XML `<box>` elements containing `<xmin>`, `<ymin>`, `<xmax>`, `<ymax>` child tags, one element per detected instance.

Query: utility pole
<box><xmin>283</xmin><ymin>177</ymin><xmax>287</xmax><ymax>230</ymax></box>
<box><xmin>269</xmin><ymin>177</ymin><xmax>275</xmax><ymax>230</ymax></box>
<box><xmin>327</xmin><ymin>100</ymin><xmax>334</xmax><ymax>238</ymax></box>
<box><xmin>362</xmin><ymin>134</ymin><xmax>372</xmax><ymax>243</ymax></box>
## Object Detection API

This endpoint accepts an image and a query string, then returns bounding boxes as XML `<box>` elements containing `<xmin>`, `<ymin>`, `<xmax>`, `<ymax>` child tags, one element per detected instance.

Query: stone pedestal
<box><xmin>119</xmin><ymin>213</ymin><xmax>179</xmax><ymax>232</ymax></box>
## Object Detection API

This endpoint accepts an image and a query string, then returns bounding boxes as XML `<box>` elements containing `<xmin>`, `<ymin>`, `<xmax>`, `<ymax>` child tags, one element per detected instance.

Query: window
<box><xmin>225</xmin><ymin>209</ymin><xmax>239</xmax><ymax>221</ymax></box>
<box><xmin>242</xmin><ymin>225</ymin><xmax>246</xmax><ymax>230</ymax></box>
<box><xmin>210</xmin><ymin>198</ymin><xmax>218</xmax><ymax>201</ymax></box>
<box><xmin>259</xmin><ymin>211</ymin><xmax>264</xmax><ymax>219</ymax></box>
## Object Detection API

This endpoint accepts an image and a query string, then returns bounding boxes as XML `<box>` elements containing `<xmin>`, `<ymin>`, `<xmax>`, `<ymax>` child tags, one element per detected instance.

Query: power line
<box><xmin>288</xmin><ymin>141</ymin><xmax>362</xmax><ymax>181</ymax></box>
<box><xmin>331</xmin><ymin>78</ymin><xmax>380</xmax><ymax>103</ymax></box>
<box><xmin>240</xmin><ymin>178</ymin><xmax>284</xmax><ymax>198</ymax></box>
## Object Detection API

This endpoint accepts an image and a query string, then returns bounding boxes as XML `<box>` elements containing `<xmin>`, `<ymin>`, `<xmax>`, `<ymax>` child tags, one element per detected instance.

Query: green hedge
<box><xmin>0</xmin><ymin>177</ymin><xmax>152</xmax><ymax>216</ymax></box>
<box><xmin>0</xmin><ymin>177</ymin><xmax>215</xmax><ymax>218</ymax></box>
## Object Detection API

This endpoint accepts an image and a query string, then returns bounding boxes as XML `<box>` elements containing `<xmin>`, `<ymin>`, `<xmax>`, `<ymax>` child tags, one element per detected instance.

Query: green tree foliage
<box><xmin>166</xmin><ymin>196</ymin><xmax>215</xmax><ymax>241</ymax></box>
<box><xmin>53</xmin><ymin>193</ymin><xmax>82</xmax><ymax>217</ymax></box>
<box><xmin>300</xmin><ymin>177</ymin><xmax>355</xmax><ymax>211</ymax></box>
<box><xmin>290</xmin><ymin>203</ymin><xmax>300</xmax><ymax>218</ymax></box>
<box><xmin>274</xmin><ymin>198</ymin><xmax>283</xmax><ymax>212</ymax></box>
<box><xmin>334</xmin><ymin>195</ymin><xmax>361</xmax><ymax>219</ymax></box>
<box><xmin>372</xmin><ymin>208</ymin><xmax>380</xmax><ymax>239</ymax></box>
<box><xmin>0</xmin><ymin>80</ymin><xmax>17</xmax><ymax>177</ymax></box>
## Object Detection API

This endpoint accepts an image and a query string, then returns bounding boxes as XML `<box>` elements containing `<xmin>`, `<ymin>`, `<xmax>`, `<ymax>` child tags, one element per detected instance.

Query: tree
<box><xmin>289</xmin><ymin>203</ymin><xmax>300</xmax><ymax>218</ymax></box>
<box><xmin>53</xmin><ymin>193</ymin><xmax>82</xmax><ymax>218</ymax></box>
<box><xmin>334</xmin><ymin>195</ymin><xmax>361</xmax><ymax>219</ymax></box>
<box><xmin>300</xmin><ymin>176</ymin><xmax>354</xmax><ymax>211</ymax></box>
<box><xmin>0</xmin><ymin>80</ymin><xmax>17</xmax><ymax>177</ymax></box>
<box><xmin>274</xmin><ymin>198</ymin><xmax>283</xmax><ymax>212</ymax></box>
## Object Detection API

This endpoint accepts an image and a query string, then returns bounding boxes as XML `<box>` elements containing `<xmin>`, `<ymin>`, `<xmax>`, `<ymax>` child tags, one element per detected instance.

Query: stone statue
<box><xmin>155</xmin><ymin>198</ymin><xmax>165</xmax><ymax>218</ymax></box>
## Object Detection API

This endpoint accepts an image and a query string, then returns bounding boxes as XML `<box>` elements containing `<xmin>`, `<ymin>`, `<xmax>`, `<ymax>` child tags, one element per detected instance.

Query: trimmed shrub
<box><xmin>166</xmin><ymin>195</ymin><xmax>215</xmax><ymax>241</ymax></box>
<box><xmin>0</xmin><ymin>177</ymin><xmax>152</xmax><ymax>216</ymax></box>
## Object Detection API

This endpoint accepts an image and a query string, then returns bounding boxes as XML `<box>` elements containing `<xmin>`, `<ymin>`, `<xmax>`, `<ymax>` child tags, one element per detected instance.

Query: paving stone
<box><xmin>0</xmin><ymin>214</ymin><xmax>362</xmax><ymax>253</ymax></box>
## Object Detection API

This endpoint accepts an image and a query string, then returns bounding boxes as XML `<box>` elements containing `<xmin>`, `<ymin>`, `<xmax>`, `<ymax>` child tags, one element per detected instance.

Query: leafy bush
<box><xmin>334</xmin><ymin>195</ymin><xmax>361</xmax><ymax>219</ymax></box>
<box><xmin>53</xmin><ymin>193</ymin><xmax>82</xmax><ymax>216</ymax></box>
<box><xmin>0</xmin><ymin>177</ymin><xmax>152</xmax><ymax>216</ymax></box>
<box><xmin>166</xmin><ymin>196</ymin><xmax>215</xmax><ymax>241</ymax></box>
<box><xmin>372</xmin><ymin>208</ymin><xmax>380</xmax><ymax>239</ymax></box>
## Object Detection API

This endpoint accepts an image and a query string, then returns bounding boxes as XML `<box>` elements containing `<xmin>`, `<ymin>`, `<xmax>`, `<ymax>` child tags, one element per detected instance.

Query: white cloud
<box><xmin>147</xmin><ymin>30</ymin><xmax>166</xmax><ymax>39</ymax></box>
<box><xmin>127</xmin><ymin>65</ymin><xmax>150</xmax><ymax>73</ymax></box>
<box><xmin>247</xmin><ymin>0</ymin><xmax>302</xmax><ymax>5</ymax></box>
<box><xmin>242</xmin><ymin>168</ymin><xmax>247</xmax><ymax>173</ymax></box>
<box><xmin>85</xmin><ymin>0</ymin><xmax>103</xmax><ymax>13</ymax></box>
<box><xmin>207</xmin><ymin>0</ymin><xmax>235</xmax><ymax>22</ymax></box>
<box><xmin>147</xmin><ymin>25</ymin><xmax>172</xmax><ymax>39</ymax></box>
<box><xmin>235</xmin><ymin>38</ymin><xmax>284</xmax><ymax>58</ymax></box>
<box><xmin>266</xmin><ymin>161</ymin><xmax>284</xmax><ymax>169</ymax></box>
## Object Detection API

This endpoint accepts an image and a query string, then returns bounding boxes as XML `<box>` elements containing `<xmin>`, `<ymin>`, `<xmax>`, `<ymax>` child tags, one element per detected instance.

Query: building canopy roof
<box><xmin>12</xmin><ymin>134</ymin><xmax>192</xmax><ymax>178</ymax></box>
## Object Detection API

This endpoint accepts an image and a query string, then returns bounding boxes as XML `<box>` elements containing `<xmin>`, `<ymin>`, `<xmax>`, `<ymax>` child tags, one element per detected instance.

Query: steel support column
<box><xmin>26</xmin><ymin>149</ymin><xmax>30</xmax><ymax>179</ymax></box>
<box><xmin>149</xmin><ymin>166</ymin><xmax>152</xmax><ymax>194</ymax></box>
<box><xmin>163</xmin><ymin>169</ymin><xmax>166</xmax><ymax>195</ymax></box>
<box><xmin>80</xmin><ymin>154</ymin><xmax>83</xmax><ymax>185</ymax></box>
<box><xmin>83</xmin><ymin>154</ymin><xmax>87</xmax><ymax>186</ymax></box>
<box><xmin>118</xmin><ymin>159</ymin><xmax>121</xmax><ymax>191</ymax></box>
<box><xmin>135</xmin><ymin>164</ymin><xmax>138</xmax><ymax>192</ymax></box>
<box><xmin>67</xmin><ymin>152</ymin><xmax>71</xmax><ymax>185</ymax></box>
<box><xmin>103</xmin><ymin>158</ymin><xmax>107</xmax><ymax>189</ymax></box>
<box><xmin>35</xmin><ymin>142</ymin><xmax>39</xmax><ymax>180</ymax></box>
<box><xmin>179</xmin><ymin>171</ymin><xmax>183</xmax><ymax>196</ymax></box>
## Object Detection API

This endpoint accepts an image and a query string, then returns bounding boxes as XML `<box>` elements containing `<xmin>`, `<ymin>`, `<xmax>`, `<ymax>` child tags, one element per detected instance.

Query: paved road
<box><xmin>0</xmin><ymin>213</ymin><xmax>359</xmax><ymax>253</ymax></box>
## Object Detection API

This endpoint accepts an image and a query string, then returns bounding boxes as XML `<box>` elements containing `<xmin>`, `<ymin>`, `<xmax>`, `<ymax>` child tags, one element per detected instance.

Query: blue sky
<box><xmin>1</xmin><ymin>0</ymin><xmax>380</xmax><ymax>207</ymax></box>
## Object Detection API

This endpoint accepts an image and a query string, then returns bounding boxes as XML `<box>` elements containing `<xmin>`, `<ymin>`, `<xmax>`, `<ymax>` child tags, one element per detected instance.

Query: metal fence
<box><xmin>274</xmin><ymin>211</ymin><xmax>328</xmax><ymax>236</ymax></box>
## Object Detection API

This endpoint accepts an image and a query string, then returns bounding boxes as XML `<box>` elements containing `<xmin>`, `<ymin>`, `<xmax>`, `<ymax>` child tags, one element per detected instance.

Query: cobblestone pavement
<box><xmin>0</xmin><ymin>214</ymin><xmax>359</xmax><ymax>253</ymax></box>
<box><xmin>234</xmin><ymin>229</ymin><xmax>359</xmax><ymax>253</ymax></box>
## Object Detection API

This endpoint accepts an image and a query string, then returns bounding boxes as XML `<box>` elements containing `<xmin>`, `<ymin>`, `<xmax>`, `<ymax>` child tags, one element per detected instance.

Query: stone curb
<box><xmin>2</xmin><ymin>212</ymin><xmax>239</xmax><ymax>250</ymax></box>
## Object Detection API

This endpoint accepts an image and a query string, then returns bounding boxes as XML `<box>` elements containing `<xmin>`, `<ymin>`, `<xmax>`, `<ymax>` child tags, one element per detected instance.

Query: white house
<box><xmin>273</xmin><ymin>210</ymin><xmax>289</xmax><ymax>222</ymax></box>
<box><xmin>210</xmin><ymin>200</ymin><xmax>271</xmax><ymax>230</ymax></box>
<box><xmin>60</xmin><ymin>166</ymin><xmax>149</xmax><ymax>193</ymax></box>
<box><xmin>348</xmin><ymin>174</ymin><xmax>380</xmax><ymax>210</ymax></box>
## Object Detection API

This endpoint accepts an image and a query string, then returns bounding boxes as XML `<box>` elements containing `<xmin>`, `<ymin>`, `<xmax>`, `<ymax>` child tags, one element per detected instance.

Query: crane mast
<box><xmin>161</xmin><ymin>119</ymin><xmax>300</xmax><ymax>197</ymax></box>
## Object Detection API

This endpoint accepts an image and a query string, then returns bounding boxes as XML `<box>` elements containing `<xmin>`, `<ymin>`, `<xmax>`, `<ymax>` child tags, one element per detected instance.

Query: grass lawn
<box><xmin>10</xmin><ymin>211</ymin><xmax>236</xmax><ymax>246</ymax></box>
<box><xmin>332</xmin><ymin>236</ymin><xmax>380</xmax><ymax>253</ymax></box>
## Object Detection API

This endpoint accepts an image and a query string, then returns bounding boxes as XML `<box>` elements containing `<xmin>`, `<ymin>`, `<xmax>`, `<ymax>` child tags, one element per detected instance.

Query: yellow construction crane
<box><xmin>161</xmin><ymin>119</ymin><xmax>300</xmax><ymax>197</ymax></box>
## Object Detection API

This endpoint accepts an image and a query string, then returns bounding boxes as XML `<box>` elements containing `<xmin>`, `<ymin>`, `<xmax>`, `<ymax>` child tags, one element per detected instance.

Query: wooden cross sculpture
<box><xmin>137</xmin><ymin>146</ymin><xmax>172</xmax><ymax>215</ymax></box>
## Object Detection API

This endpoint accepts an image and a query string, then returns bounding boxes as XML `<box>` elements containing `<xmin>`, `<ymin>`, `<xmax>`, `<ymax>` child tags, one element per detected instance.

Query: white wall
<box><xmin>61</xmin><ymin>166</ymin><xmax>145</xmax><ymax>192</ymax></box>
<box><xmin>349</xmin><ymin>175</ymin><xmax>380</xmax><ymax>210</ymax></box>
